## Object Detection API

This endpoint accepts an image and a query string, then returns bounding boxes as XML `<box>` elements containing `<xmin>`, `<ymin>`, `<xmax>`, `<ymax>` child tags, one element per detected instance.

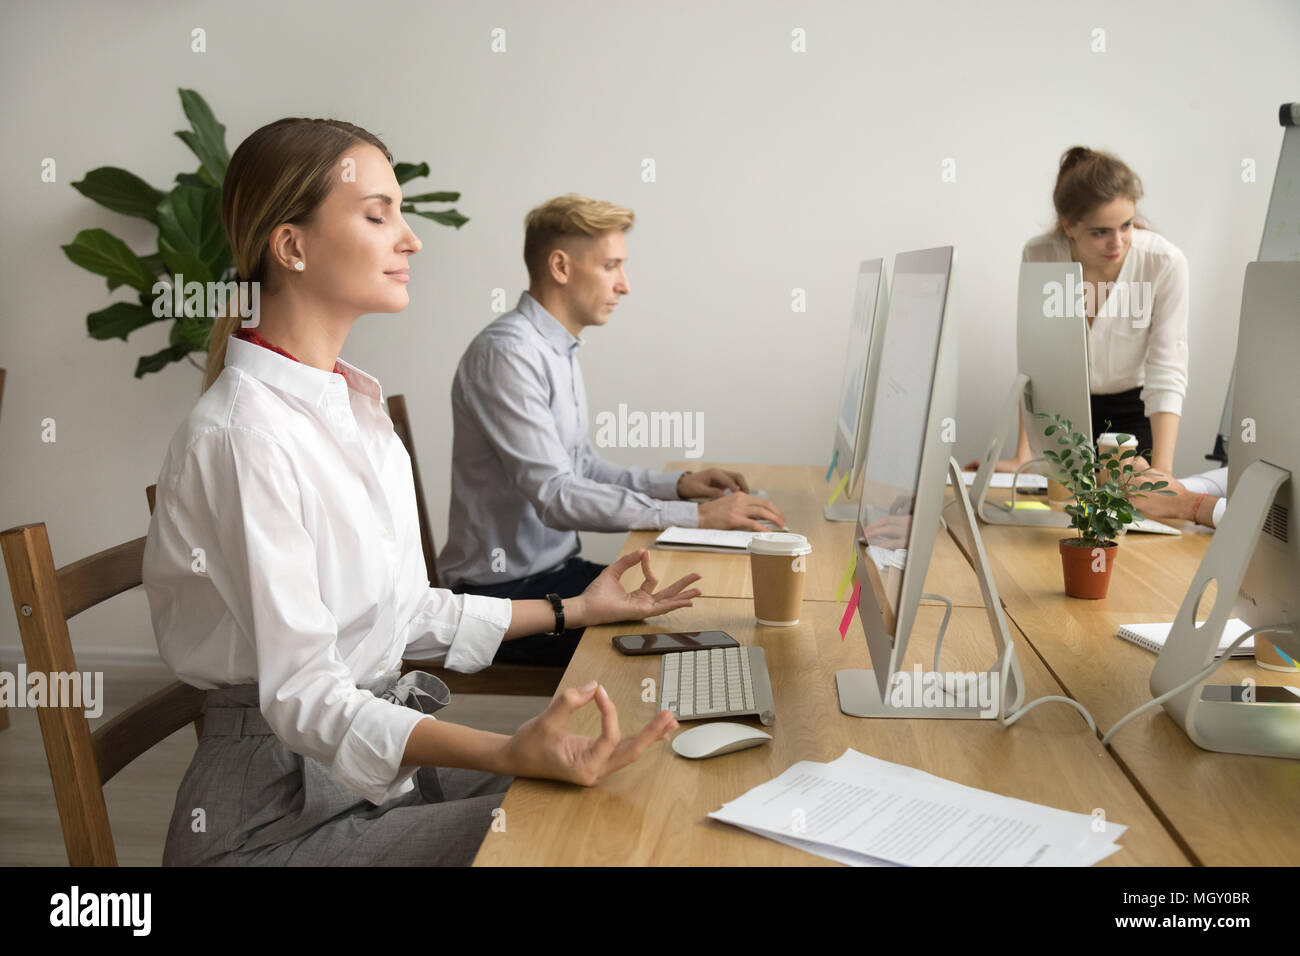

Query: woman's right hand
<box><xmin>499</xmin><ymin>681</ymin><xmax>677</xmax><ymax>785</ymax></box>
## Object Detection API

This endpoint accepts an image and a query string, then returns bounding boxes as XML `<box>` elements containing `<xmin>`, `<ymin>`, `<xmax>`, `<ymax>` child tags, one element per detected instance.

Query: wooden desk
<box><xmin>976</xmin><ymin>515</ymin><xmax>1300</xmax><ymax>866</ymax></box>
<box><xmin>473</xmin><ymin>598</ymin><xmax>1188</xmax><ymax>866</ymax></box>
<box><xmin>619</xmin><ymin>463</ymin><xmax>985</xmax><ymax>607</ymax></box>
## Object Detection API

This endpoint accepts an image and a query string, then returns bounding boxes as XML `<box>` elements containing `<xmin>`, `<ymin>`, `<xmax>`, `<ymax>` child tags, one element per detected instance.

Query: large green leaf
<box><xmin>393</xmin><ymin>162</ymin><xmax>429</xmax><ymax>185</ymax></box>
<box><xmin>156</xmin><ymin>185</ymin><xmax>230</xmax><ymax>282</ymax></box>
<box><xmin>175</xmin><ymin>89</ymin><xmax>229</xmax><ymax>182</ymax></box>
<box><xmin>406</xmin><ymin>207</ymin><xmax>469</xmax><ymax>229</ymax></box>
<box><xmin>402</xmin><ymin>190</ymin><xmax>460</xmax><ymax>203</ymax></box>
<box><xmin>135</xmin><ymin>345</ymin><xmax>192</xmax><ymax>378</ymax></box>
<box><xmin>169</xmin><ymin>315</ymin><xmax>213</xmax><ymax>350</ymax></box>
<box><xmin>61</xmin><ymin>228</ymin><xmax>158</xmax><ymax>293</ymax></box>
<box><xmin>71</xmin><ymin>167</ymin><xmax>165</xmax><ymax>223</ymax></box>
<box><xmin>87</xmin><ymin>301</ymin><xmax>167</xmax><ymax>341</ymax></box>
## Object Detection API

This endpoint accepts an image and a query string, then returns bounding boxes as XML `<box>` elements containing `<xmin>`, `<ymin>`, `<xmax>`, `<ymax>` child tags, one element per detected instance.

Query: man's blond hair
<box><xmin>523</xmin><ymin>193</ymin><xmax>635</xmax><ymax>285</ymax></box>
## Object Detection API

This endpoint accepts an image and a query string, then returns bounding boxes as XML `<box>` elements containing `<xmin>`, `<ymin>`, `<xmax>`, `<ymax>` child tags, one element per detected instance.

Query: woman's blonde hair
<box><xmin>1051</xmin><ymin>146</ymin><xmax>1150</xmax><ymax>238</ymax></box>
<box><xmin>202</xmin><ymin>118</ymin><xmax>394</xmax><ymax>392</ymax></box>
<box><xmin>523</xmin><ymin>193</ymin><xmax>635</xmax><ymax>285</ymax></box>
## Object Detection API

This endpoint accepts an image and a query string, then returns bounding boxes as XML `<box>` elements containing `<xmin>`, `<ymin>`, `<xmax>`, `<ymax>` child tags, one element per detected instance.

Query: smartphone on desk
<box><xmin>612</xmin><ymin>630</ymin><xmax>740</xmax><ymax>655</ymax></box>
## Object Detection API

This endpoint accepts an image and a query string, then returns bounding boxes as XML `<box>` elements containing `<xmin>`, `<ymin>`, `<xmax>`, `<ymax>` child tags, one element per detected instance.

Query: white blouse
<box><xmin>142</xmin><ymin>336</ymin><xmax>512</xmax><ymax>805</ymax></box>
<box><xmin>1022</xmin><ymin>228</ymin><xmax>1189</xmax><ymax>416</ymax></box>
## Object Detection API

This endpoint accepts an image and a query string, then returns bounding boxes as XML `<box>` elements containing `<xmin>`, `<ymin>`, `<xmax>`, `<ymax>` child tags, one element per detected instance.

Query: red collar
<box><xmin>233</xmin><ymin>328</ymin><xmax>345</xmax><ymax>377</ymax></box>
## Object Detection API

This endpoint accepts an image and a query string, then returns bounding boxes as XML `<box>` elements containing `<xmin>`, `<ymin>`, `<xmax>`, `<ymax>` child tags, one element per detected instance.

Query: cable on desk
<box><xmin>1101</xmin><ymin>624</ymin><xmax>1294</xmax><ymax>748</ymax></box>
<box><xmin>994</xmin><ymin>643</ymin><xmax>1099</xmax><ymax>734</ymax></box>
<box><xmin>922</xmin><ymin>592</ymin><xmax>955</xmax><ymax>674</ymax></box>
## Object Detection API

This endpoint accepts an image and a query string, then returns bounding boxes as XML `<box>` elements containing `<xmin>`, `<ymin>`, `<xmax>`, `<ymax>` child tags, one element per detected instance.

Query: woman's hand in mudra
<box><xmin>575</xmin><ymin>549</ymin><xmax>701</xmax><ymax>626</ymax></box>
<box><xmin>502</xmin><ymin>680</ymin><xmax>678</xmax><ymax>786</ymax></box>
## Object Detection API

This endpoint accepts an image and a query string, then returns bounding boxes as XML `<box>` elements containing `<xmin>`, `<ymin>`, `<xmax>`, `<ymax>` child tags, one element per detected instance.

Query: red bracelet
<box><xmin>1192</xmin><ymin>492</ymin><xmax>1209</xmax><ymax>525</ymax></box>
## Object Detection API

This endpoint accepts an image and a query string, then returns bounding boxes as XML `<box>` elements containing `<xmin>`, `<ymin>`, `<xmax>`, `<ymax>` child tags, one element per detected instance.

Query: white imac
<box><xmin>969</xmin><ymin>261</ymin><xmax>1178</xmax><ymax>535</ymax></box>
<box><xmin>825</xmin><ymin>259</ymin><xmax>890</xmax><ymax>521</ymax></box>
<box><xmin>835</xmin><ymin>246</ymin><xmax>1026</xmax><ymax>720</ymax></box>
<box><xmin>1148</xmin><ymin>260</ymin><xmax>1300</xmax><ymax>759</ymax></box>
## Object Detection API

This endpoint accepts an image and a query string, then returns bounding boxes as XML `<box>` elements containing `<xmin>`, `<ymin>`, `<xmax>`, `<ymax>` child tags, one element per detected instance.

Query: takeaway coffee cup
<box><xmin>1097</xmin><ymin>431</ymin><xmax>1138</xmax><ymax>461</ymax></box>
<box><xmin>748</xmin><ymin>532</ymin><xmax>812</xmax><ymax>626</ymax></box>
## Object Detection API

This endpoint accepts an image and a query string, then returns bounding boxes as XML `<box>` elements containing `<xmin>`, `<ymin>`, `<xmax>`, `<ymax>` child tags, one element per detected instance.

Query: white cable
<box><xmin>922</xmin><ymin>592</ymin><xmax>954</xmax><ymax>674</ymax></box>
<box><xmin>1101</xmin><ymin>624</ymin><xmax>1293</xmax><ymax>748</ymax></box>
<box><xmin>1006</xmin><ymin>457</ymin><xmax>1047</xmax><ymax>512</ymax></box>
<box><xmin>994</xmin><ymin>640</ymin><xmax>1099</xmax><ymax>733</ymax></box>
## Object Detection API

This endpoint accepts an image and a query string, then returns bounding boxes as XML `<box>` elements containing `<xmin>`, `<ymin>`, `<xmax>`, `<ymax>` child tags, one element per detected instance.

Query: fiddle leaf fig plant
<box><xmin>1035</xmin><ymin>412</ymin><xmax>1175</xmax><ymax>547</ymax></box>
<box><xmin>62</xmin><ymin>88</ymin><xmax>468</xmax><ymax>378</ymax></box>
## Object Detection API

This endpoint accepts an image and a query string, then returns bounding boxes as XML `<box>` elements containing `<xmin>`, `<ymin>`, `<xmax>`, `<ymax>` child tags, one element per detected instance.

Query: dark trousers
<box><xmin>1091</xmin><ymin>386</ymin><xmax>1154</xmax><ymax>459</ymax></box>
<box><xmin>455</xmin><ymin>557</ymin><xmax>607</xmax><ymax>667</ymax></box>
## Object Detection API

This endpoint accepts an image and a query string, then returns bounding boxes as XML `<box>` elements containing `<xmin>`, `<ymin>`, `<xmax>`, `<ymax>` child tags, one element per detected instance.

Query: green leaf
<box><xmin>174</xmin><ymin>88</ymin><xmax>229</xmax><ymax>181</ymax></box>
<box><xmin>134</xmin><ymin>345</ymin><xmax>191</xmax><ymax>377</ymax></box>
<box><xmin>71</xmin><ymin>167</ymin><xmax>165</xmax><ymax>223</ymax></box>
<box><xmin>140</xmin><ymin>252</ymin><xmax>166</xmax><ymax>276</ymax></box>
<box><xmin>1119</xmin><ymin>448</ymin><xmax>1138</xmax><ymax>460</ymax></box>
<box><xmin>402</xmin><ymin>190</ymin><xmax>460</xmax><ymax>203</ymax></box>
<box><xmin>169</xmin><ymin>315</ymin><xmax>213</xmax><ymax>351</ymax></box>
<box><xmin>87</xmin><ymin>301</ymin><xmax>167</xmax><ymax>341</ymax></box>
<box><xmin>175</xmin><ymin>170</ymin><xmax>209</xmax><ymax>188</ymax></box>
<box><xmin>393</xmin><ymin>162</ymin><xmax>429</xmax><ymax>185</ymax></box>
<box><xmin>62</xmin><ymin>228</ymin><xmax>158</xmax><ymax>293</ymax></box>
<box><xmin>156</xmin><ymin>185</ymin><xmax>230</xmax><ymax>283</ymax></box>
<box><xmin>1044</xmin><ymin>425</ymin><xmax>1057</xmax><ymax>436</ymax></box>
<box><xmin>407</xmin><ymin>207</ymin><xmax>469</xmax><ymax>229</ymax></box>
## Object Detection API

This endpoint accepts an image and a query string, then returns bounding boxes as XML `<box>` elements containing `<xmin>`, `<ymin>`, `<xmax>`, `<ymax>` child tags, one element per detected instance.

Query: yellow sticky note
<box><xmin>827</xmin><ymin>470</ymin><xmax>850</xmax><ymax>506</ymax></box>
<box><xmin>1011</xmin><ymin>501</ymin><xmax>1051</xmax><ymax>511</ymax></box>
<box><xmin>835</xmin><ymin>548</ymin><xmax>858</xmax><ymax>602</ymax></box>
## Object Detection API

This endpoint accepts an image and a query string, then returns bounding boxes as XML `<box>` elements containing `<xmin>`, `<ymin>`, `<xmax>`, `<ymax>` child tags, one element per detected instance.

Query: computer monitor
<box><xmin>825</xmin><ymin>259</ymin><xmax>890</xmax><ymax>521</ymax></box>
<box><xmin>1150</xmin><ymin>260</ymin><xmax>1300</xmax><ymax>759</ymax></box>
<box><xmin>835</xmin><ymin>247</ymin><xmax>1025</xmax><ymax>720</ymax></box>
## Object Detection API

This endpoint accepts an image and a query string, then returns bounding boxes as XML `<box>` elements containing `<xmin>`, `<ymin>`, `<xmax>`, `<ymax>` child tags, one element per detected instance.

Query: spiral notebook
<box><xmin>1116</xmin><ymin>619</ymin><xmax>1254</xmax><ymax>657</ymax></box>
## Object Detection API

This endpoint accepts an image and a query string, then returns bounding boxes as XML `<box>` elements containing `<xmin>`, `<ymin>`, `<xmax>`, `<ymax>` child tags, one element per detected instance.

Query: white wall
<box><xmin>2</xmin><ymin>0</ymin><xmax>1296</xmax><ymax>661</ymax></box>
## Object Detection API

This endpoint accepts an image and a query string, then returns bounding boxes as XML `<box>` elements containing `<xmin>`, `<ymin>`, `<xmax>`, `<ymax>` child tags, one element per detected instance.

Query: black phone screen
<box><xmin>612</xmin><ymin>631</ymin><xmax>738</xmax><ymax>655</ymax></box>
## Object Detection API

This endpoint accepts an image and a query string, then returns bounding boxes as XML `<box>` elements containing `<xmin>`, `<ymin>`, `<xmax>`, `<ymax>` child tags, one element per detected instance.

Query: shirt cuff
<box><xmin>1140</xmin><ymin>387</ymin><xmax>1183</xmax><ymax>417</ymax></box>
<box><xmin>444</xmin><ymin>594</ymin><xmax>512</xmax><ymax>673</ymax></box>
<box><xmin>649</xmin><ymin>469</ymin><xmax>688</xmax><ymax>500</ymax></box>
<box><xmin>656</xmin><ymin>499</ymin><xmax>700</xmax><ymax>529</ymax></box>
<box><xmin>329</xmin><ymin>698</ymin><xmax>430</xmax><ymax>805</ymax></box>
<box><xmin>1211</xmin><ymin>497</ymin><xmax>1227</xmax><ymax>527</ymax></box>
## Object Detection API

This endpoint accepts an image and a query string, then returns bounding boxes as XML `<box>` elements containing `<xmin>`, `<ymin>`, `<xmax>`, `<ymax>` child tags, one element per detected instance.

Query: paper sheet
<box><xmin>709</xmin><ymin>749</ymin><xmax>1126</xmax><ymax>867</ymax></box>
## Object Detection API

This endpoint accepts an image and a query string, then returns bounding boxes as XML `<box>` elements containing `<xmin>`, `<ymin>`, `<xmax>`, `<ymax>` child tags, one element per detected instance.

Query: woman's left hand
<box><xmin>576</xmin><ymin>550</ymin><xmax>701</xmax><ymax>626</ymax></box>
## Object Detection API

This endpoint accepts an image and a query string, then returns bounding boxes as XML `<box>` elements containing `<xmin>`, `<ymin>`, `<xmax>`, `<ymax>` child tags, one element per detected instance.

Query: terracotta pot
<box><xmin>1059</xmin><ymin>538</ymin><xmax>1119</xmax><ymax>599</ymax></box>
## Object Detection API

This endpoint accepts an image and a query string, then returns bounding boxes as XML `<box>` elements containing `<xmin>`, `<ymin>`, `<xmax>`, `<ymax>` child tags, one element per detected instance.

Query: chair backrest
<box><xmin>0</xmin><ymin>522</ymin><xmax>204</xmax><ymax>865</ymax></box>
<box><xmin>386</xmin><ymin>394</ymin><xmax>440</xmax><ymax>588</ymax></box>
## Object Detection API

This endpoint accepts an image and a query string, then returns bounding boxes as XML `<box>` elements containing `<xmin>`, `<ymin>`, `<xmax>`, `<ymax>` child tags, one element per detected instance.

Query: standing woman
<box><xmin>995</xmin><ymin>146</ymin><xmax>1190</xmax><ymax>474</ymax></box>
<box><xmin>142</xmin><ymin>118</ymin><xmax>697</xmax><ymax>866</ymax></box>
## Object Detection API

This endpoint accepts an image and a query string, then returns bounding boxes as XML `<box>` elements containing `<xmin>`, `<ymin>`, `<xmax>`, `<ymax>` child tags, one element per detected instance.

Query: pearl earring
<box><xmin>294</xmin><ymin>261</ymin><xmax>305</xmax><ymax>272</ymax></box>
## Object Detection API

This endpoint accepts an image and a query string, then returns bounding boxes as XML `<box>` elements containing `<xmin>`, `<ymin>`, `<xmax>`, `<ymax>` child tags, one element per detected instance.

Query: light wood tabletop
<box><xmin>975</xmin><ymin>513</ymin><xmax>1300</xmax><ymax>867</ymax></box>
<box><xmin>473</xmin><ymin>596</ymin><xmax>1189</xmax><ymax>866</ymax></box>
<box><xmin>619</xmin><ymin>463</ymin><xmax>986</xmax><ymax>608</ymax></box>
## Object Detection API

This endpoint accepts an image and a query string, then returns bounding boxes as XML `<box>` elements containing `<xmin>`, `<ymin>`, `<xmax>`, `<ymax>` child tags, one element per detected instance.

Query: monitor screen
<box><xmin>836</xmin><ymin>263</ymin><xmax>883</xmax><ymax>449</ymax></box>
<box><xmin>856</xmin><ymin>261</ymin><xmax>949</xmax><ymax>633</ymax></box>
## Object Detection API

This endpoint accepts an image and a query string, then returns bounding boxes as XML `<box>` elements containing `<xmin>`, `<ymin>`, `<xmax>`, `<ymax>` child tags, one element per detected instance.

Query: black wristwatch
<box><xmin>545</xmin><ymin>592</ymin><xmax>565</xmax><ymax>636</ymax></box>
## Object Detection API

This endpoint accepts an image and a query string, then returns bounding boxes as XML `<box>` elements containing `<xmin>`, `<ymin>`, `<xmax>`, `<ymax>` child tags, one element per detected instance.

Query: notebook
<box><xmin>654</xmin><ymin>527</ymin><xmax>755</xmax><ymax>553</ymax></box>
<box><xmin>1117</xmin><ymin>619</ymin><xmax>1254</xmax><ymax>657</ymax></box>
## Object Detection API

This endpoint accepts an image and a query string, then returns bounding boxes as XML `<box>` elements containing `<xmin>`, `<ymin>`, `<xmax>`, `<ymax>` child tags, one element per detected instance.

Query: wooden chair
<box><xmin>0</xmin><ymin>367</ymin><xmax>7</xmax><ymax>731</ymax></box>
<box><xmin>385</xmin><ymin>394</ymin><xmax>562</xmax><ymax>698</ymax></box>
<box><xmin>0</xmin><ymin>520</ymin><xmax>205</xmax><ymax>866</ymax></box>
<box><xmin>144</xmin><ymin>396</ymin><xmax>562</xmax><ymax>699</ymax></box>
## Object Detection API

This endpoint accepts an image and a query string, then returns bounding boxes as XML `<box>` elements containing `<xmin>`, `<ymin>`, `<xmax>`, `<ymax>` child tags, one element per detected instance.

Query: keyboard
<box><xmin>660</xmin><ymin>646</ymin><xmax>776</xmax><ymax>726</ymax></box>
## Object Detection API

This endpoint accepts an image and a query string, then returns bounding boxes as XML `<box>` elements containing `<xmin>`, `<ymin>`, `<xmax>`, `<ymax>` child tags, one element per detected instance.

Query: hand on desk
<box><xmin>698</xmin><ymin>491</ymin><xmax>789</xmax><ymax>531</ymax></box>
<box><xmin>677</xmin><ymin>467</ymin><xmax>748</xmax><ymax>498</ymax></box>
<box><xmin>501</xmin><ymin>680</ymin><xmax>678</xmax><ymax>786</ymax></box>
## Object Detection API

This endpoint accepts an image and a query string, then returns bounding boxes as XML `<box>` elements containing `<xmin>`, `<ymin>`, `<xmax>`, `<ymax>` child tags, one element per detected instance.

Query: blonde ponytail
<box><xmin>202</xmin><ymin>313</ymin><xmax>242</xmax><ymax>394</ymax></box>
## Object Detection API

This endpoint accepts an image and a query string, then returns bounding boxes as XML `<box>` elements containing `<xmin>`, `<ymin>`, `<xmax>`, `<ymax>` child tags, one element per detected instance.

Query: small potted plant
<box><xmin>1036</xmin><ymin>413</ymin><xmax>1174</xmax><ymax>599</ymax></box>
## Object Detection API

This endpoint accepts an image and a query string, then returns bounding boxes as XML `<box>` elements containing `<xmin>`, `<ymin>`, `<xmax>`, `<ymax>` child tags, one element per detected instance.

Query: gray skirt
<box><xmin>163</xmin><ymin>670</ymin><xmax>513</xmax><ymax>866</ymax></box>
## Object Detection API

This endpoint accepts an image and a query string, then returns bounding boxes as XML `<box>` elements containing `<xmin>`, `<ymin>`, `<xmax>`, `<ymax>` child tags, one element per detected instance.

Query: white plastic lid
<box><xmin>1097</xmin><ymin>432</ymin><xmax>1138</xmax><ymax>449</ymax></box>
<box><xmin>747</xmin><ymin>532</ymin><xmax>812</xmax><ymax>556</ymax></box>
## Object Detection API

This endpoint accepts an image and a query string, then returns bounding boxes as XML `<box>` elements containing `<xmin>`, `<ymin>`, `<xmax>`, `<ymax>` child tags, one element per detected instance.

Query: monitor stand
<box><xmin>1149</xmin><ymin>460</ymin><xmax>1300</xmax><ymax>759</ymax></box>
<box><xmin>969</xmin><ymin>373</ymin><xmax>1070</xmax><ymax>527</ymax></box>
<box><xmin>836</xmin><ymin>458</ymin><xmax>1026</xmax><ymax>719</ymax></box>
<box><xmin>823</xmin><ymin>499</ymin><xmax>859</xmax><ymax>522</ymax></box>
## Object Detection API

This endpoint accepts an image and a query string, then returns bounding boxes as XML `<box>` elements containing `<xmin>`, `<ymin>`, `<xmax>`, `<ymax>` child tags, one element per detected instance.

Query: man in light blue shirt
<box><xmin>439</xmin><ymin>194</ymin><xmax>786</xmax><ymax>665</ymax></box>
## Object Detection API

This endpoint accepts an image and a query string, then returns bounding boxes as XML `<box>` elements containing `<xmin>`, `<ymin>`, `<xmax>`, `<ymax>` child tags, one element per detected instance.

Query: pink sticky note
<box><xmin>839</xmin><ymin>581</ymin><xmax>861</xmax><ymax>640</ymax></box>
